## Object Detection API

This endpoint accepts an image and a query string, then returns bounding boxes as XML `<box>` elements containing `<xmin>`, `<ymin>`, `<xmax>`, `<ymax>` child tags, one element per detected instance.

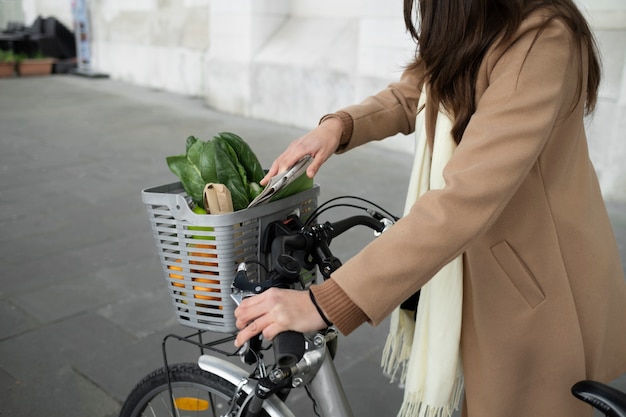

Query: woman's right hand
<box><xmin>260</xmin><ymin>117</ymin><xmax>343</xmax><ymax>186</ymax></box>
<box><xmin>234</xmin><ymin>288</ymin><xmax>327</xmax><ymax>348</ymax></box>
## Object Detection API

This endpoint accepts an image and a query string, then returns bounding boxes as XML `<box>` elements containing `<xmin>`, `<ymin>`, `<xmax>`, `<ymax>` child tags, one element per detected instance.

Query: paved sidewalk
<box><xmin>0</xmin><ymin>76</ymin><xmax>624</xmax><ymax>417</ymax></box>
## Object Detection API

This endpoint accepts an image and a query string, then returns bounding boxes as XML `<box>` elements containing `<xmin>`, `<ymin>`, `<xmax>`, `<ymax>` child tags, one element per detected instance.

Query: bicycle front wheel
<box><xmin>118</xmin><ymin>362</ymin><xmax>263</xmax><ymax>417</ymax></box>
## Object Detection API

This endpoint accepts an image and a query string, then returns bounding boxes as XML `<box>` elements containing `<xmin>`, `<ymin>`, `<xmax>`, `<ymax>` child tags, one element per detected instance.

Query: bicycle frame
<box><xmin>304</xmin><ymin>345</ymin><xmax>353</xmax><ymax>417</ymax></box>
<box><xmin>197</xmin><ymin>330</ymin><xmax>355</xmax><ymax>417</ymax></box>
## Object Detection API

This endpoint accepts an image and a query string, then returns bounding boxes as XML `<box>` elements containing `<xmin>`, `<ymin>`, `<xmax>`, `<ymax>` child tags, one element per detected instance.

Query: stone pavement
<box><xmin>0</xmin><ymin>76</ymin><xmax>624</xmax><ymax>417</ymax></box>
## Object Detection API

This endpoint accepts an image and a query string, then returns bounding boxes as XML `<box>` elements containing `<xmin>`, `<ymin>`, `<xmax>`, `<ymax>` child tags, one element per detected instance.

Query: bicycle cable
<box><xmin>305</xmin><ymin>195</ymin><xmax>399</xmax><ymax>225</ymax></box>
<box><xmin>305</xmin><ymin>385</ymin><xmax>322</xmax><ymax>417</ymax></box>
<box><xmin>306</xmin><ymin>203</ymin><xmax>373</xmax><ymax>224</ymax></box>
<box><xmin>244</xmin><ymin>259</ymin><xmax>270</xmax><ymax>274</ymax></box>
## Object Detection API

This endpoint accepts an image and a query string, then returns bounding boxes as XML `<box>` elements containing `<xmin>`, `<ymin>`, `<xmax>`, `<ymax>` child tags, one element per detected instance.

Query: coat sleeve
<box><xmin>312</xmin><ymin>17</ymin><xmax>582</xmax><ymax>334</ymax></box>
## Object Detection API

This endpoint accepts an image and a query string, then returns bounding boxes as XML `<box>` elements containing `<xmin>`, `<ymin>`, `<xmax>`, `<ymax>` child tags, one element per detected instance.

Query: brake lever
<box><xmin>374</xmin><ymin>218</ymin><xmax>394</xmax><ymax>236</ymax></box>
<box><xmin>230</xmin><ymin>292</ymin><xmax>251</xmax><ymax>358</ymax></box>
<box><xmin>230</xmin><ymin>263</ymin><xmax>259</xmax><ymax>358</ymax></box>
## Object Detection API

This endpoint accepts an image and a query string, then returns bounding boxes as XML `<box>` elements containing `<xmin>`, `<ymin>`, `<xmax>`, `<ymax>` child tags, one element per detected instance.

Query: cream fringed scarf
<box><xmin>381</xmin><ymin>89</ymin><xmax>464</xmax><ymax>417</ymax></box>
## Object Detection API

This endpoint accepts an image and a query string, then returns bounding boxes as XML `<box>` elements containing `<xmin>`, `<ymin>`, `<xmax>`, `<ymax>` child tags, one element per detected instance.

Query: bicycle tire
<box><xmin>118</xmin><ymin>362</ymin><xmax>272</xmax><ymax>417</ymax></box>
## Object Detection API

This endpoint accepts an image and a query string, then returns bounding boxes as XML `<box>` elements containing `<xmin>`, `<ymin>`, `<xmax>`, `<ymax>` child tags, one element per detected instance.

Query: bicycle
<box><xmin>122</xmin><ymin>183</ymin><xmax>626</xmax><ymax>417</ymax></box>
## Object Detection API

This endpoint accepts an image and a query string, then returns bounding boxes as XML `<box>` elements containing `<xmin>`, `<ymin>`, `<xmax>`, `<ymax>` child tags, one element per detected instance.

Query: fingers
<box><xmin>234</xmin><ymin>289</ymin><xmax>284</xmax><ymax>347</ymax></box>
<box><xmin>259</xmin><ymin>121</ymin><xmax>342</xmax><ymax>186</ymax></box>
<box><xmin>236</xmin><ymin>317</ymin><xmax>283</xmax><ymax>345</ymax></box>
<box><xmin>259</xmin><ymin>148</ymin><xmax>327</xmax><ymax>186</ymax></box>
<box><xmin>306</xmin><ymin>157</ymin><xmax>324</xmax><ymax>179</ymax></box>
<box><xmin>260</xmin><ymin>148</ymin><xmax>312</xmax><ymax>186</ymax></box>
<box><xmin>234</xmin><ymin>315</ymin><xmax>282</xmax><ymax>348</ymax></box>
<box><xmin>233</xmin><ymin>289</ymin><xmax>326</xmax><ymax>348</ymax></box>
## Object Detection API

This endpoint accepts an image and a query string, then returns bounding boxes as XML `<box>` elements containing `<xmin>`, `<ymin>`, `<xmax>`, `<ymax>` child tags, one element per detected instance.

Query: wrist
<box><xmin>319</xmin><ymin>112</ymin><xmax>353</xmax><ymax>151</ymax></box>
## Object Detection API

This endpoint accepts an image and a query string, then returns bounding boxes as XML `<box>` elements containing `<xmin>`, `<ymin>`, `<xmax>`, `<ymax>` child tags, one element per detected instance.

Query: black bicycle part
<box><xmin>239</xmin><ymin>207</ymin><xmax>400</xmax><ymax>417</ymax></box>
<box><xmin>274</xmin><ymin>254</ymin><xmax>301</xmax><ymax>281</ymax></box>
<box><xmin>273</xmin><ymin>330</ymin><xmax>307</xmax><ymax>367</ymax></box>
<box><xmin>572</xmin><ymin>380</ymin><xmax>626</xmax><ymax>417</ymax></box>
<box><xmin>253</xmin><ymin>211</ymin><xmax>398</xmax><ymax>371</ymax></box>
<box><xmin>261</xmin><ymin>213</ymin><xmax>389</xmax><ymax>280</ymax></box>
<box><xmin>244</xmin><ymin>334</ymin><xmax>264</xmax><ymax>365</ymax></box>
<box><xmin>261</xmin><ymin>214</ymin><xmax>315</xmax><ymax>272</ymax></box>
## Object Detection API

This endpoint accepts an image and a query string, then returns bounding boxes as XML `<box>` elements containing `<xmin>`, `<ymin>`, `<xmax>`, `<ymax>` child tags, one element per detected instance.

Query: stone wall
<box><xmin>585</xmin><ymin>24</ymin><xmax>626</xmax><ymax>202</ymax></box>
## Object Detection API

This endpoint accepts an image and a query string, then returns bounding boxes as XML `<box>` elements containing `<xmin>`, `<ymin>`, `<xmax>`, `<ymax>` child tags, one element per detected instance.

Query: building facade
<box><xmin>2</xmin><ymin>0</ymin><xmax>625</xmax><ymax>201</ymax></box>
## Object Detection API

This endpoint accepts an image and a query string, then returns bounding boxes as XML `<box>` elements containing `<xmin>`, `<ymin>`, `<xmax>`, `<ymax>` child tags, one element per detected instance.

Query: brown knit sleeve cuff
<box><xmin>319</xmin><ymin>111</ymin><xmax>354</xmax><ymax>153</ymax></box>
<box><xmin>310</xmin><ymin>279</ymin><xmax>368</xmax><ymax>335</ymax></box>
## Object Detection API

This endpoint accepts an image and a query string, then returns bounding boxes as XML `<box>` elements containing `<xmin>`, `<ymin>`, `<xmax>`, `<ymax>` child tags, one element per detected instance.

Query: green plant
<box><xmin>28</xmin><ymin>50</ymin><xmax>46</xmax><ymax>59</ymax></box>
<box><xmin>0</xmin><ymin>50</ymin><xmax>29</xmax><ymax>63</ymax></box>
<box><xmin>15</xmin><ymin>52</ymin><xmax>28</xmax><ymax>62</ymax></box>
<box><xmin>0</xmin><ymin>50</ymin><xmax>17</xmax><ymax>63</ymax></box>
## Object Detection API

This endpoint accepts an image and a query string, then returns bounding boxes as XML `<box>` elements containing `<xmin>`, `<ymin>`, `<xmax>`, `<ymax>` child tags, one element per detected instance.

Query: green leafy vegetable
<box><xmin>213</xmin><ymin>142</ymin><xmax>249</xmax><ymax>211</ymax></box>
<box><xmin>166</xmin><ymin>132</ymin><xmax>312</xmax><ymax>211</ymax></box>
<box><xmin>216</xmin><ymin>132</ymin><xmax>265</xmax><ymax>183</ymax></box>
<box><xmin>165</xmin><ymin>137</ymin><xmax>209</xmax><ymax>205</ymax></box>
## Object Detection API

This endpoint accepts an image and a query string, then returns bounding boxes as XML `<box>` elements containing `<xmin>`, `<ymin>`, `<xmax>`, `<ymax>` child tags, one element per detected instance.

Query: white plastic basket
<box><xmin>142</xmin><ymin>182</ymin><xmax>319</xmax><ymax>334</ymax></box>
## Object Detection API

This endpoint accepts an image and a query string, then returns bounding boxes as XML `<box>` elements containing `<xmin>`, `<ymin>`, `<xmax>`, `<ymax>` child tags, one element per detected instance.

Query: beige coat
<box><xmin>311</xmin><ymin>11</ymin><xmax>626</xmax><ymax>417</ymax></box>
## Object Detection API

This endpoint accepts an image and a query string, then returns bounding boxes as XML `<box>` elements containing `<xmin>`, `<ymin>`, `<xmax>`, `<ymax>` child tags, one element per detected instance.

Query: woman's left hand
<box><xmin>234</xmin><ymin>288</ymin><xmax>326</xmax><ymax>348</ymax></box>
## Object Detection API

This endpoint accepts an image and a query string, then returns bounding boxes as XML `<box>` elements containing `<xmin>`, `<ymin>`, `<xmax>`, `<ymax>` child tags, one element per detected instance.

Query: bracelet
<box><xmin>309</xmin><ymin>289</ymin><xmax>333</xmax><ymax>327</ymax></box>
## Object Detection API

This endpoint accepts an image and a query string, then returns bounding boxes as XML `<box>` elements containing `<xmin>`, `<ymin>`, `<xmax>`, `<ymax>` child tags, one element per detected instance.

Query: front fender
<box><xmin>198</xmin><ymin>355</ymin><xmax>295</xmax><ymax>417</ymax></box>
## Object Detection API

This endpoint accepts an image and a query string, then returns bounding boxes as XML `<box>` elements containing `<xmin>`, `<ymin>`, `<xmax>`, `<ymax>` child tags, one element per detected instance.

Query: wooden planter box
<box><xmin>18</xmin><ymin>58</ymin><xmax>55</xmax><ymax>76</ymax></box>
<box><xmin>0</xmin><ymin>61</ymin><xmax>15</xmax><ymax>77</ymax></box>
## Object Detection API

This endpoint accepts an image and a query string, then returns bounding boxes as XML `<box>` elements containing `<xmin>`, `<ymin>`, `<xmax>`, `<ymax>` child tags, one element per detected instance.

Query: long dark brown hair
<box><xmin>403</xmin><ymin>0</ymin><xmax>601</xmax><ymax>143</ymax></box>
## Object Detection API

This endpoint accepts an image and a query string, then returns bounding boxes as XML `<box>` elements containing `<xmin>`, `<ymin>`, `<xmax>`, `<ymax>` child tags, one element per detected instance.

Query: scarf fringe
<box><xmin>381</xmin><ymin>309</ymin><xmax>415</xmax><ymax>384</ymax></box>
<box><xmin>397</xmin><ymin>374</ymin><xmax>464</xmax><ymax>417</ymax></box>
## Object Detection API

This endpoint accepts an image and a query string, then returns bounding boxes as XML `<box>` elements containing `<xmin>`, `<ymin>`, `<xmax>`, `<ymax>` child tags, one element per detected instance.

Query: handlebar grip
<box><xmin>330</xmin><ymin>215</ymin><xmax>385</xmax><ymax>238</ymax></box>
<box><xmin>273</xmin><ymin>331</ymin><xmax>305</xmax><ymax>367</ymax></box>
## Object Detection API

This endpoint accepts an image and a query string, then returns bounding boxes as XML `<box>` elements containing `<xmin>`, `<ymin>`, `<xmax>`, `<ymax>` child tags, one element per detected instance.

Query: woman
<box><xmin>234</xmin><ymin>1</ymin><xmax>626</xmax><ymax>416</ymax></box>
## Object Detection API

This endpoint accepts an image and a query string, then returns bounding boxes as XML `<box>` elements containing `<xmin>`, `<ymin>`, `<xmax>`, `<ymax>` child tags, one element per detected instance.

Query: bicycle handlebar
<box><xmin>329</xmin><ymin>215</ymin><xmax>387</xmax><ymax>237</ymax></box>
<box><xmin>232</xmin><ymin>204</ymin><xmax>397</xmax><ymax>417</ymax></box>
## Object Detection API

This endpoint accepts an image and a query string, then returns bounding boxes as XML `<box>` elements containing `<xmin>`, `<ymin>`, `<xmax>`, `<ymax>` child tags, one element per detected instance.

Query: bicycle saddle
<box><xmin>572</xmin><ymin>380</ymin><xmax>626</xmax><ymax>417</ymax></box>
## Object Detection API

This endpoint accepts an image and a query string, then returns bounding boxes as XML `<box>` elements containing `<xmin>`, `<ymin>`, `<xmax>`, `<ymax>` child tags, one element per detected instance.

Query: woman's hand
<box><xmin>260</xmin><ymin>117</ymin><xmax>343</xmax><ymax>186</ymax></box>
<box><xmin>234</xmin><ymin>288</ymin><xmax>327</xmax><ymax>348</ymax></box>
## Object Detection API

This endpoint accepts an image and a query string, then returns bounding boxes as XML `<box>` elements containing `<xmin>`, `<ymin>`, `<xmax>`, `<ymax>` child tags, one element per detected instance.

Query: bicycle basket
<box><xmin>142</xmin><ymin>182</ymin><xmax>319</xmax><ymax>334</ymax></box>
